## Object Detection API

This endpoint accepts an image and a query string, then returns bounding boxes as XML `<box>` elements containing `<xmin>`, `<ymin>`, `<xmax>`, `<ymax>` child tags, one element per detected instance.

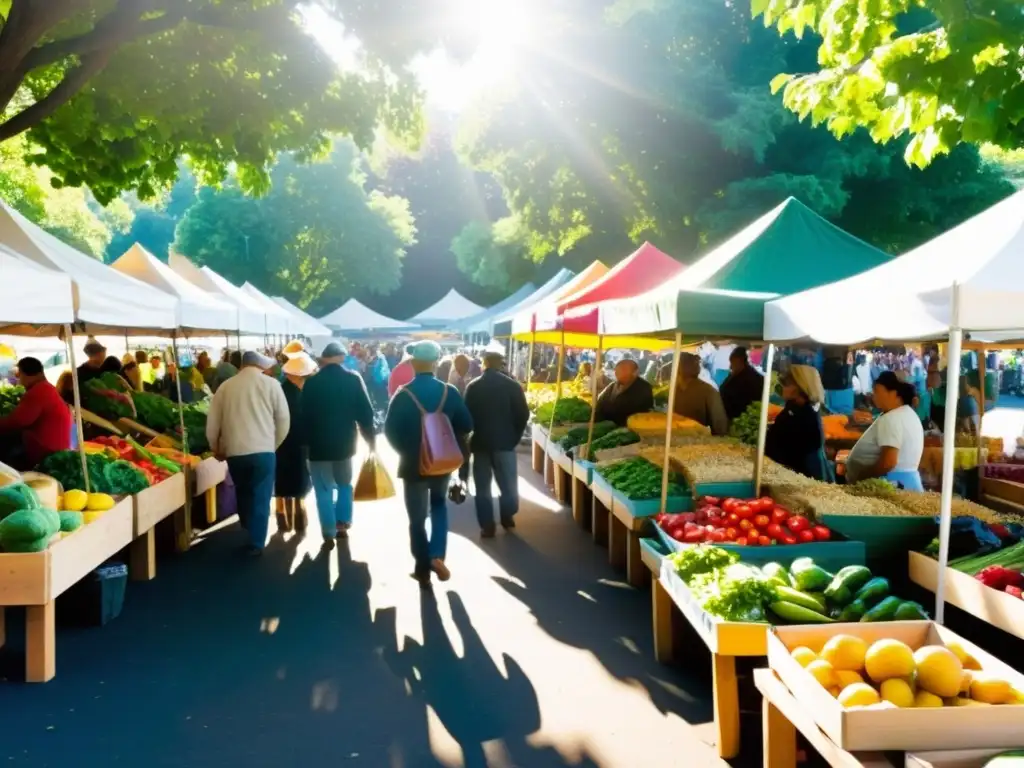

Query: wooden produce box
<box><xmin>658</xmin><ymin>558</ymin><xmax>767</xmax><ymax>656</ymax></box>
<box><xmin>767</xmin><ymin>621</ymin><xmax>1024</xmax><ymax>752</ymax></box>
<box><xmin>909</xmin><ymin>551</ymin><xmax>1024</xmax><ymax>642</ymax></box>
<box><xmin>905</xmin><ymin>750</ymin><xmax>1010</xmax><ymax>768</ymax></box>
<box><xmin>190</xmin><ymin>456</ymin><xmax>227</xmax><ymax>497</ymax></box>
<box><xmin>132</xmin><ymin>472</ymin><xmax>187</xmax><ymax>537</ymax></box>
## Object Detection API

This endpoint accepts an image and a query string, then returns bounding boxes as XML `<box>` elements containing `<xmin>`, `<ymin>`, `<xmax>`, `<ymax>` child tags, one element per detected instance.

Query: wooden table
<box><xmin>530</xmin><ymin>424</ymin><xmax>546</xmax><ymax>475</ymax></box>
<box><xmin>571</xmin><ymin>460</ymin><xmax>593</xmax><ymax>531</ymax></box>
<box><xmin>610</xmin><ymin>500</ymin><xmax>651</xmax><ymax>588</ymax></box>
<box><xmin>550</xmin><ymin>448</ymin><xmax>574</xmax><ymax>506</ymax></box>
<box><xmin>639</xmin><ymin>539</ymin><xmax>673</xmax><ymax>664</ymax></box>
<box><xmin>591</xmin><ymin>479</ymin><xmax>613</xmax><ymax>548</ymax></box>
<box><xmin>0</xmin><ymin>499</ymin><xmax>133</xmax><ymax>682</ymax></box>
<box><xmin>129</xmin><ymin>473</ymin><xmax>187</xmax><ymax>581</ymax></box>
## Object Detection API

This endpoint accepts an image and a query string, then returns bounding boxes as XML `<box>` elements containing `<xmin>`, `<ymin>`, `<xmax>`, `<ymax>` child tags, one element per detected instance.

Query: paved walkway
<box><xmin>0</xmin><ymin>450</ymin><xmax>738</xmax><ymax>767</ymax></box>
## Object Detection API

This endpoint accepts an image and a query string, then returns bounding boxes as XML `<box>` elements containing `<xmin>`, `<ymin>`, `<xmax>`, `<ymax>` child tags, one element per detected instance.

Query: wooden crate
<box><xmin>905</xmin><ymin>750</ymin><xmax>1008</xmax><ymax>768</ymax></box>
<box><xmin>768</xmin><ymin>621</ymin><xmax>1024</xmax><ymax>752</ymax></box>
<box><xmin>132</xmin><ymin>473</ymin><xmax>187</xmax><ymax>537</ymax></box>
<box><xmin>909</xmin><ymin>551</ymin><xmax>1024</xmax><ymax>642</ymax></box>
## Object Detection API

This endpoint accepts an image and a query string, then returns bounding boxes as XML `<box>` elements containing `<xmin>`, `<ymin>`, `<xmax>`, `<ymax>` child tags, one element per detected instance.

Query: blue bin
<box><xmin>691</xmin><ymin>481</ymin><xmax>756</xmax><ymax>500</ymax></box>
<box><xmin>573</xmin><ymin>459</ymin><xmax>596</xmax><ymax>485</ymax></box>
<box><xmin>614</xmin><ymin>492</ymin><xmax>692</xmax><ymax>518</ymax></box>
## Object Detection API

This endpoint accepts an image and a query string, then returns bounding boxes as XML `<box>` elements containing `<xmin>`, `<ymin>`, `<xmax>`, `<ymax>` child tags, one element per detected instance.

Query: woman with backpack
<box><xmin>384</xmin><ymin>340</ymin><xmax>473</xmax><ymax>589</ymax></box>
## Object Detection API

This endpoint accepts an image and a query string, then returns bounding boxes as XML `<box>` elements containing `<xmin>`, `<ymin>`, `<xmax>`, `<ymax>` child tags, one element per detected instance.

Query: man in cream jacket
<box><xmin>207</xmin><ymin>351</ymin><xmax>290</xmax><ymax>555</ymax></box>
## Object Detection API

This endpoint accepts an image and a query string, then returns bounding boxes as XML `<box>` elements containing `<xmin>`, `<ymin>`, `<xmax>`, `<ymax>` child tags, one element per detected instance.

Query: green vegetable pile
<box><xmin>728</xmin><ymin>401</ymin><xmax>763</xmax><ymax>445</ymax></box>
<box><xmin>596</xmin><ymin>456</ymin><xmax>686</xmax><ymax>500</ymax></box>
<box><xmin>181</xmin><ymin>401</ymin><xmax>210</xmax><ymax>453</ymax></box>
<box><xmin>668</xmin><ymin>546</ymin><xmax>929</xmax><ymax>624</ymax></box>
<box><xmin>557</xmin><ymin>421</ymin><xmax>617</xmax><ymax>451</ymax></box>
<box><xmin>83</xmin><ymin>372</ymin><xmax>135</xmax><ymax>420</ymax></box>
<box><xmin>0</xmin><ymin>384</ymin><xmax>25</xmax><ymax>416</ymax></box>
<box><xmin>37</xmin><ymin>451</ymin><xmax>150</xmax><ymax>495</ymax></box>
<box><xmin>534</xmin><ymin>397</ymin><xmax>592</xmax><ymax>427</ymax></box>
<box><xmin>586</xmin><ymin>427</ymin><xmax>641</xmax><ymax>460</ymax></box>
<box><xmin>133</xmin><ymin>391</ymin><xmax>179</xmax><ymax>432</ymax></box>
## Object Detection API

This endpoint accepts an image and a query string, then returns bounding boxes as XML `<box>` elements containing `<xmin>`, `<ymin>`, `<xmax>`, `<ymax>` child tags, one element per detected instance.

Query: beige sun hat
<box><xmin>281</xmin><ymin>352</ymin><xmax>318</xmax><ymax>377</ymax></box>
<box><xmin>282</xmin><ymin>339</ymin><xmax>305</xmax><ymax>357</ymax></box>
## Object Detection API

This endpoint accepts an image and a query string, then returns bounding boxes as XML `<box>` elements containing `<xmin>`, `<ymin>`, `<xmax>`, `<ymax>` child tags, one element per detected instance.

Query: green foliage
<box><xmin>105</xmin><ymin>169</ymin><xmax>197</xmax><ymax>261</ymax></box>
<box><xmin>174</xmin><ymin>140</ymin><xmax>416</xmax><ymax>312</ymax></box>
<box><xmin>450</xmin><ymin>217</ymin><xmax>536</xmax><ymax>290</ymax></box>
<box><xmin>756</xmin><ymin>0</ymin><xmax>1024</xmax><ymax>166</ymax></box>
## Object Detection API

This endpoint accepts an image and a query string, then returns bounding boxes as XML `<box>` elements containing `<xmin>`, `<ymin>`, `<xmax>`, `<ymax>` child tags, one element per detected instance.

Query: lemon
<box><xmin>86</xmin><ymin>492</ymin><xmax>115</xmax><ymax>511</ymax></box>
<box><xmin>791</xmin><ymin>647</ymin><xmax>818</xmax><ymax>668</ymax></box>
<box><xmin>864</xmin><ymin>639</ymin><xmax>915</xmax><ymax>683</ymax></box>
<box><xmin>946</xmin><ymin>641</ymin><xmax>983</xmax><ymax>671</ymax></box>
<box><xmin>806</xmin><ymin>659</ymin><xmax>838</xmax><ymax>690</ymax></box>
<box><xmin>821</xmin><ymin>635</ymin><xmax>868</xmax><ymax>672</ymax></box>
<box><xmin>914</xmin><ymin>645</ymin><xmax>963</xmax><ymax>698</ymax></box>
<box><xmin>835</xmin><ymin>670</ymin><xmax>864</xmax><ymax>688</ymax></box>
<box><xmin>837</xmin><ymin>683</ymin><xmax>881</xmax><ymax>708</ymax></box>
<box><xmin>953</xmin><ymin>698</ymin><xmax>990</xmax><ymax>707</ymax></box>
<box><xmin>970</xmin><ymin>674</ymin><xmax>1012</xmax><ymax>704</ymax></box>
<box><xmin>914</xmin><ymin>690</ymin><xmax>944</xmax><ymax>708</ymax></box>
<box><xmin>960</xmin><ymin>670</ymin><xmax>974</xmax><ymax>695</ymax></box>
<box><xmin>879</xmin><ymin>678</ymin><xmax>915</xmax><ymax>708</ymax></box>
<box><xmin>62</xmin><ymin>489</ymin><xmax>88</xmax><ymax>512</ymax></box>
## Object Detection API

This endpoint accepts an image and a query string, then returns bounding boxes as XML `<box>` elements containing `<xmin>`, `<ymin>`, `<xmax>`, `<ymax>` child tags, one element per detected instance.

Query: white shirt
<box><xmin>845</xmin><ymin>405</ymin><xmax>923</xmax><ymax>483</ymax></box>
<box><xmin>205</xmin><ymin>367</ymin><xmax>290</xmax><ymax>458</ymax></box>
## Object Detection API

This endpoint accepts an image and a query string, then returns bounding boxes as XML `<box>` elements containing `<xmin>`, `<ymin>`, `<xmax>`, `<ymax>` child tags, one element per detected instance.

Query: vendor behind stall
<box><xmin>0</xmin><ymin>357</ymin><xmax>72</xmax><ymax>469</ymax></box>
<box><xmin>593</xmin><ymin>359</ymin><xmax>654</xmax><ymax>427</ymax></box>
<box><xmin>765</xmin><ymin>365</ymin><xmax>830</xmax><ymax>481</ymax></box>
<box><xmin>77</xmin><ymin>338</ymin><xmax>107</xmax><ymax>387</ymax></box>
<box><xmin>719</xmin><ymin>347</ymin><xmax>763</xmax><ymax>421</ymax></box>
<box><xmin>845</xmin><ymin>371</ymin><xmax>924</xmax><ymax>490</ymax></box>
<box><xmin>673</xmin><ymin>352</ymin><xmax>729</xmax><ymax>436</ymax></box>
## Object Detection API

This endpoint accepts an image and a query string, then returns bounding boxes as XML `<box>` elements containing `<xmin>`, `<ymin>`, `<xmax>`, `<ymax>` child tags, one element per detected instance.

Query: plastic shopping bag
<box><xmin>354</xmin><ymin>454</ymin><xmax>396</xmax><ymax>502</ymax></box>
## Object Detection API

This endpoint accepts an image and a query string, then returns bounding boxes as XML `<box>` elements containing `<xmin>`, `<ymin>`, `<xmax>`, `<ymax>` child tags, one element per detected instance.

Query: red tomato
<box><xmin>745</xmin><ymin>536</ymin><xmax>760</xmax><ymax>547</ymax></box>
<box><xmin>695</xmin><ymin>509</ymin><xmax>708</xmax><ymax>524</ymax></box>
<box><xmin>724</xmin><ymin>527</ymin><xmax>738</xmax><ymax>541</ymax></box>
<box><xmin>797</xmin><ymin>529</ymin><xmax>815</xmax><ymax>543</ymax></box>
<box><xmin>735</xmin><ymin>537</ymin><xmax>748</xmax><ymax>546</ymax></box>
<box><xmin>812</xmin><ymin>525</ymin><xmax>832</xmax><ymax>541</ymax></box>
<box><xmin>739</xmin><ymin>519</ymin><xmax>753</xmax><ymax>531</ymax></box>
<box><xmin>709</xmin><ymin>530</ymin><xmax>726</xmax><ymax>543</ymax></box>
<box><xmin>747</xmin><ymin>528</ymin><xmax>762</xmax><ymax>541</ymax></box>
<box><xmin>786</xmin><ymin>515</ymin><xmax>811</xmax><ymax>533</ymax></box>
<box><xmin>680</xmin><ymin>513</ymin><xmax>697</xmax><ymax>524</ymax></box>
<box><xmin>702</xmin><ymin>496</ymin><xmax>721</xmax><ymax>506</ymax></box>
<box><xmin>671</xmin><ymin>529</ymin><xmax>688</xmax><ymax>541</ymax></box>
<box><xmin>754</xmin><ymin>514</ymin><xmax>771</xmax><ymax>528</ymax></box>
<box><xmin>722</xmin><ymin>498</ymin><xmax>738</xmax><ymax>513</ymax></box>
<box><xmin>684</xmin><ymin>529</ymin><xmax>705</xmax><ymax>543</ymax></box>
<box><xmin>771</xmin><ymin>507</ymin><xmax>790</xmax><ymax>524</ymax></box>
<box><xmin>705</xmin><ymin>524</ymin><xmax>717</xmax><ymax>534</ymax></box>
<box><xmin>725</xmin><ymin>512</ymin><xmax>740</xmax><ymax>525</ymax></box>
<box><xmin>758</xmin><ymin>496</ymin><xmax>775</xmax><ymax>510</ymax></box>
<box><xmin>654</xmin><ymin>513</ymin><xmax>667</xmax><ymax>525</ymax></box>
<box><xmin>758</xmin><ymin>535</ymin><xmax>772</xmax><ymax>546</ymax></box>
<box><xmin>766</xmin><ymin>523</ymin><xmax>783</xmax><ymax>539</ymax></box>
<box><xmin>780</xmin><ymin>533</ymin><xmax>798</xmax><ymax>545</ymax></box>
<box><xmin>735</xmin><ymin>503</ymin><xmax>753</xmax><ymax>519</ymax></box>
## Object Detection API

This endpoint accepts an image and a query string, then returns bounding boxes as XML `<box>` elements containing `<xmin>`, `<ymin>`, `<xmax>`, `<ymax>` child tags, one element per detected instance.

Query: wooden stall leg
<box><xmin>762</xmin><ymin>696</ymin><xmax>797</xmax><ymax>768</ymax></box>
<box><xmin>174</xmin><ymin>494</ymin><xmax>192</xmax><ymax>553</ymax></box>
<box><xmin>592</xmin><ymin>498</ymin><xmax>609</xmax><ymax>546</ymax></box>
<box><xmin>544</xmin><ymin>454</ymin><xmax>555</xmax><ymax>487</ymax></box>
<box><xmin>0</xmin><ymin>606</ymin><xmax>5</xmax><ymax>649</ymax></box>
<box><xmin>129</xmin><ymin>529</ymin><xmax>157</xmax><ymax>582</ymax></box>
<box><xmin>553</xmin><ymin>466</ymin><xmax>571</xmax><ymax>505</ymax></box>
<box><xmin>652</xmin><ymin>578</ymin><xmax>674</xmax><ymax>664</ymax></box>
<box><xmin>626</xmin><ymin>530</ymin><xmax>646</xmax><ymax>588</ymax></box>
<box><xmin>713</xmin><ymin>653</ymin><xmax>740</xmax><ymax>759</ymax></box>
<box><xmin>572</xmin><ymin>478</ymin><xmax>592</xmax><ymax>530</ymax></box>
<box><xmin>205</xmin><ymin>485</ymin><xmax>217</xmax><ymax>524</ymax></box>
<box><xmin>608</xmin><ymin>514</ymin><xmax>627</xmax><ymax>569</ymax></box>
<box><xmin>531</xmin><ymin>440</ymin><xmax>544</xmax><ymax>474</ymax></box>
<box><xmin>25</xmin><ymin>601</ymin><xmax>55</xmax><ymax>683</ymax></box>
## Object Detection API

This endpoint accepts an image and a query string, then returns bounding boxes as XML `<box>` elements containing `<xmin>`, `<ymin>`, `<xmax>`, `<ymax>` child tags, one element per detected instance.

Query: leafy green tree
<box><xmin>0</xmin><ymin>0</ymin><xmax>465</xmax><ymax>204</ymax></box>
<box><xmin>758</xmin><ymin>0</ymin><xmax>1023</xmax><ymax>167</ymax></box>
<box><xmin>174</xmin><ymin>140</ymin><xmax>415</xmax><ymax>312</ymax></box>
<box><xmin>450</xmin><ymin>218</ymin><xmax>538</xmax><ymax>291</ymax></box>
<box><xmin>105</xmin><ymin>169</ymin><xmax>197</xmax><ymax>261</ymax></box>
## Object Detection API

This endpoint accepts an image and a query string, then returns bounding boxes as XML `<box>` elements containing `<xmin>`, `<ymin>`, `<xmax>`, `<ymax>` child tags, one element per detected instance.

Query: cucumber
<box><xmin>762</xmin><ymin>562</ymin><xmax>792</xmax><ymax>587</ymax></box>
<box><xmin>853</xmin><ymin>577</ymin><xmax>890</xmax><ymax>607</ymax></box>
<box><xmin>770</xmin><ymin>601</ymin><xmax>836</xmax><ymax>624</ymax></box>
<box><xmin>790</xmin><ymin>558</ymin><xmax>833</xmax><ymax>592</ymax></box>
<box><xmin>824</xmin><ymin>566</ymin><xmax>872</xmax><ymax>606</ymax></box>
<box><xmin>860</xmin><ymin>595</ymin><xmax>902</xmax><ymax>622</ymax></box>
<box><xmin>893</xmin><ymin>601</ymin><xmax>929</xmax><ymax>621</ymax></box>
<box><xmin>837</xmin><ymin>598</ymin><xmax>867</xmax><ymax>622</ymax></box>
<box><xmin>774</xmin><ymin>585</ymin><xmax>827</xmax><ymax>614</ymax></box>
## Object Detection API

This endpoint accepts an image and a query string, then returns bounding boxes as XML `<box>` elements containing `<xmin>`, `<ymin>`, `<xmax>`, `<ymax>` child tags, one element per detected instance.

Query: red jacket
<box><xmin>0</xmin><ymin>380</ymin><xmax>72</xmax><ymax>466</ymax></box>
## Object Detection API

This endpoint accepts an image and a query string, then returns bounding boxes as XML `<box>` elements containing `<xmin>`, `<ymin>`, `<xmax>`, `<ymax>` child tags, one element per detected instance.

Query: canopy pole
<box><xmin>64</xmin><ymin>325</ymin><xmax>90</xmax><ymax>494</ymax></box>
<box><xmin>544</xmin><ymin>334</ymin><xmax>567</xmax><ymax>459</ymax></box>
<box><xmin>936</xmin><ymin>325</ymin><xmax>964</xmax><ymax>624</ymax></box>
<box><xmin>660</xmin><ymin>332</ymin><xmax>683</xmax><ymax>514</ymax></box>
<box><xmin>753</xmin><ymin>343</ymin><xmax>777</xmax><ymax>496</ymax></box>
<box><xmin>583</xmin><ymin>338</ymin><xmax>604</xmax><ymax>460</ymax></box>
<box><xmin>525</xmin><ymin>333</ymin><xmax>535</xmax><ymax>387</ymax></box>
<box><xmin>171</xmin><ymin>333</ymin><xmax>189</xmax><ymax>454</ymax></box>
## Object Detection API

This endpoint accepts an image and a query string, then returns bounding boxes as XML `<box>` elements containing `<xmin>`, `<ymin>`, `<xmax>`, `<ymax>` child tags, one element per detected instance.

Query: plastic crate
<box><xmin>58</xmin><ymin>562</ymin><xmax>128</xmax><ymax>628</ymax></box>
<box><xmin>614</xmin><ymin>491</ymin><xmax>693</xmax><ymax>518</ymax></box>
<box><xmin>691</xmin><ymin>481</ymin><xmax>756</xmax><ymax>500</ymax></box>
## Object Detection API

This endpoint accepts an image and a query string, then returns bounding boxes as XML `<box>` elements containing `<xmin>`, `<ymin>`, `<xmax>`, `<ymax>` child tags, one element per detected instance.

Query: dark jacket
<box><xmin>301</xmin><ymin>363</ymin><xmax>375</xmax><ymax>461</ymax></box>
<box><xmin>720</xmin><ymin>365</ymin><xmax>764</xmax><ymax>421</ymax></box>
<box><xmin>464</xmin><ymin>369</ymin><xmax>529</xmax><ymax>453</ymax></box>
<box><xmin>385</xmin><ymin>372</ymin><xmax>472</xmax><ymax>480</ymax></box>
<box><xmin>593</xmin><ymin>377</ymin><xmax>654</xmax><ymax>427</ymax></box>
<box><xmin>765</xmin><ymin>400</ymin><xmax>829</xmax><ymax>481</ymax></box>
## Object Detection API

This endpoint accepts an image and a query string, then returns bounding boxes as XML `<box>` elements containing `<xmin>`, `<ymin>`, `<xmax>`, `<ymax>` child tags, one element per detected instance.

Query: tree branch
<box><xmin>0</xmin><ymin>48</ymin><xmax>113</xmax><ymax>141</ymax></box>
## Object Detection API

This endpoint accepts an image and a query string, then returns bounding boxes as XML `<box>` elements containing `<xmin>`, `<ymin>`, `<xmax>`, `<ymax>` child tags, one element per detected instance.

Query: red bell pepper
<box><xmin>976</xmin><ymin>565</ymin><xmax>1024</xmax><ymax>590</ymax></box>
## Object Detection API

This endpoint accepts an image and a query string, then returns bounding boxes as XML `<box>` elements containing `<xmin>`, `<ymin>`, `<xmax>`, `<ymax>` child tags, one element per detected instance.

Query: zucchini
<box><xmin>770</xmin><ymin>601</ymin><xmax>836</xmax><ymax>624</ymax></box>
<box><xmin>853</xmin><ymin>577</ymin><xmax>890</xmax><ymax>607</ymax></box>
<box><xmin>824</xmin><ymin>565</ymin><xmax>873</xmax><ymax>606</ymax></box>
<box><xmin>790</xmin><ymin>558</ymin><xmax>833</xmax><ymax>592</ymax></box>
<box><xmin>774</xmin><ymin>585</ymin><xmax>826</xmax><ymax>614</ymax></box>
<box><xmin>859</xmin><ymin>595</ymin><xmax>902</xmax><ymax>622</ymax></box>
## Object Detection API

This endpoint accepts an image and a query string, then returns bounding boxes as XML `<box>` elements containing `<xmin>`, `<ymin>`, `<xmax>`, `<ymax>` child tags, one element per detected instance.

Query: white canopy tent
<box><xmin>451</xmin><ymin>283</ymin><xmax>537</xmax><ymax>334</ymax></box>
<box><xmin>240</xmin><ymin>283</ymin><xmax>294</xmax><ymax>336</ymax></box>
<box><xmin>0</xmin><ymin>201</ymin><xmax>177</xmax><ymax>333</ymax></box>
<box><xmin>410</xmin><ymin>289</ymin><xmax>485</xmax><ymax>325</ymax></box>
<box><xmin>320</xmin><ymin>299</ymin><xmax>417</xmax><ymax>333</ymax></box>
<box><xmin>168</xmin><ymin>253</ymin><xmax>265</xmax><ymax>335</ymax></box>
<box><xmin>111</xmin><ymin>244</ymin><xmax>237</xmax><ymax>334</ymax></box>
<box><xmin>763</xmin><ymin>189</ymin><xmax>1024</xmax><ymax>622</ymax></box>
<box><xmin>271</xmin><ymin>296</ymin><xmax>332</xmax><ymax>337</ymax></box>
<box><xmin>0</xmin><ymin>245</ymin><xmax>75</xmax><ymax>330</ymax></box>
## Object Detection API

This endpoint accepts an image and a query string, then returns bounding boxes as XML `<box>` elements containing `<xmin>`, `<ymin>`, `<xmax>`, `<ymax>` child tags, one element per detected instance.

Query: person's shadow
<box><xmin>383</xmin><ymin>590</ymin><xmax>600</xmax><ymax>768</ymax></box>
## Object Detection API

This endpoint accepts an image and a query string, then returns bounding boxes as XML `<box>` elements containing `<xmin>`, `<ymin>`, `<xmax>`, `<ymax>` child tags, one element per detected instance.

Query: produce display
<box><xmin>83</xmin><ymin>373</ymin><xmax>137</xmax><ymax>420</ymax></box>
<box><xmin>846</xmin><ymin>479</ymin><xmax>1015</xmax><ymax>523</ymax></box>
<box><xmin>37</xmin><ymin>450</ymin><xmax>150</xmax><ymax>495</ymax></box>
<box><xmin>0</xmin><ymin>481</ymin><xmax>86</xmax><ymax>552</ymax></box>
<box><xmin>941</xmin><ymin>540</ymin><xmax>1024</xmax><ymax>601</ymax></box>
<box><xmin>627</xmin><ymin>411</ymin><xmax>709</xmax><ymax>437</ymax></box>
<box><xmin>729</xmin><ymin>401</ymin><xmax>764</xmax><ymax>445</ymax></box>
<box><xmin>132</xmin><ymin>390</ymin><xmax>180</xmax><ymax>432</ymax></box>
<box><xmin>586</xmin><ymin>427</ymin><xmax>641</xmax><ymax>460</ymax></box>
<box><xmin>655</xmin><ymin>494</ymin><xmax>832</xmax><ymax>546</ymax></box>
<box><xmin>181</xmin><ymin>401</ymin><xmax>210</xmax><ymax>453</ymax></box>
<box><xmin>822</xmin><ymin>413</ymin><xmax>864</xmax><ymax>440</ymax></box>
<box><xmin>668</xmin><ymin>545</ymin><xmax>927</xmax><ymax>623</ymax></box>
<box><xmin>90</xmin><ymin>436</ymin><xmax>183</xmax><ymax>482</ymax></box>
<box><xmin>667</xmin><ymin>443</ymin><xmax>755</xmax><ymax>485</ymax></box>
<box><xmin>526</xmin><ymin>382</ymin><xmax>591</xmax><ymax>414</ymax></box>
<box><xmin>789</xmin><ymin>634</ymin><xmax>1022</xmax><ymax>708</ymax></box>
<box><xmin>557</xmin><ymin>421</ymin><xmax>616</xmax><ymax>451</ymax></box>
<box><xmin>0</xmin><ymin>384</ymin><xmax>24</xmax><ymax>416</ymax></box>
<box><xmin>596</xmin><ymin>456</ymin><xmax>686</xmax><ymax>500</ymax></box>
<box><xmin>534</xmin><ymin>396</ymin><xmax>591</xmax><ymax>428</ymax></box>
<box><xmin>984</xmin><ymin>463</ymin><xmax>1024</xmax><ymax>483</ymax></box>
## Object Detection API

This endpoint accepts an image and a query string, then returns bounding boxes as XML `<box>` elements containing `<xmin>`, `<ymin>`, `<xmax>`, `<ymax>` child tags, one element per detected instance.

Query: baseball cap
<box><xmin>405</xmin><ymin>340</ymin><xmax>442</xmax><ymax>363</ymax></box>
<box><xmin>241</xmin><ymin>350</ymin><xmax>275</xmax><ymax>369</ymax></box>
<box><xmin>321</xmin><ymin>341</ymin><xmax>345</xmax><ymax>359</ymax></box>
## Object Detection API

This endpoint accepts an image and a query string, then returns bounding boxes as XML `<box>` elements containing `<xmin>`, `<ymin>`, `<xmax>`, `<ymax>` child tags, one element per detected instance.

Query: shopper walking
<box><xmin>302</xmin><ymin>342</ymin><xmax>376</xmax><ymax>548</ymax></box>
<box><xmin>206</xmin><ymin>351</ymin><xmax>290</xmax><ymax>556</ymax></box>
<box><xmin>274</xmin><ymin>352</ymin><xmax>318</xmax><ymax>533</ymax></box>
<box><xmin>463</xmin><ymin>351</ymin><xmax>529</xmax><ymax>537</ymax></box>
<box><xmin>384</xmin><ymin>341</ymin><xmax>472</xmax><ymax>588</ymax></box>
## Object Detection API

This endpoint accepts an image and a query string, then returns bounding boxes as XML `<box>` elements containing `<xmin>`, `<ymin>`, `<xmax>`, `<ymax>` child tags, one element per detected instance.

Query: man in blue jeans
<box><xmin>385</xmin><ymin>341</ymin><xmax>472</xmax><ymax>588</ymax></box>
<box><xmin>463</xmin><ymin>351</ymin><xmax>529</xmax><ymax>537</ymax></box>
<box><xmin>302</xmin><ymin>342</ymin><xmax>375</xmax><ymax>549</ymax></box>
